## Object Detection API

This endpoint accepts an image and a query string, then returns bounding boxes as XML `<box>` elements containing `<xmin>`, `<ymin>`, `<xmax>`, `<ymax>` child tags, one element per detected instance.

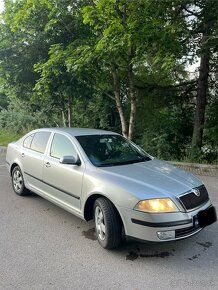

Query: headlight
<box><xmin>134</xmin><ymin>198</ymin><xmax>178</xmax><ymax>213</ymax></box>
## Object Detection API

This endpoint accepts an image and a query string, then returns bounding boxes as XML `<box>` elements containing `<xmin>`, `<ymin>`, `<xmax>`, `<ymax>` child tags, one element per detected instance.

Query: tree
<box><xmin>66</xmin><ymin>0</ymin><xmax>187</xmax><ymax>139</ymax></box>
<box><xmin>32</xmin><ymin>0</ymin><xmax>92</xmax><ymax>127</ymax></box>
<box><xmin>189</xmin><ymin>0</ymin><xmax>218</xmax><ymax>151</ymax></box>
<box><xmin>0</xmin><ymin>0</ymin><xmax>51</xmax><ymax>100</ymax></box>
<box><xmin>1</xmin><ymin>0</ymin><xmax>217</xmax><ymax>163</ymax></box>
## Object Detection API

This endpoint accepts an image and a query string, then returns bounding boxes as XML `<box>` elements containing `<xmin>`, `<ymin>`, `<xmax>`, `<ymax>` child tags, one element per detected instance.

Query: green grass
<box><xmin>0</xmin><ymin>130</ymin><xmax>22</xmax><ymax>147</ymax></box>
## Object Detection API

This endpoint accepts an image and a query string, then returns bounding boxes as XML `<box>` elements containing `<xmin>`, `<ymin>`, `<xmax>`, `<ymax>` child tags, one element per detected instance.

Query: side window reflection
<box><xmin>50</xmin><ymin>133</ymin><xmax>77</xmax><ymax>160</ymax></box>
<box><xmin>30</xmin><ymin>132</ymin><xmax>51</xmax><ymax>154</ymax></box>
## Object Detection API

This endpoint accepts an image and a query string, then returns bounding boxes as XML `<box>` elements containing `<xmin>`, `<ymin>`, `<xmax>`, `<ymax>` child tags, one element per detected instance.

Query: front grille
<box><xmin>179</xmin><ymin>185</ymin><xmax>209</xmax><ymax>211</ymax></box>
<box><xmin>175</xmin><ymin>224</ymin><xmax>200</xmax><ymax>238</ymax></box>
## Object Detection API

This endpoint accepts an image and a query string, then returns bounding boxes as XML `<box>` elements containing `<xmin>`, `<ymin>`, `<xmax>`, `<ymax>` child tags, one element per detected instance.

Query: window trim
<box><xmin>23</xmin><ymin>134</ymin><xmax>35</xmax><ymax>149</ymax></box>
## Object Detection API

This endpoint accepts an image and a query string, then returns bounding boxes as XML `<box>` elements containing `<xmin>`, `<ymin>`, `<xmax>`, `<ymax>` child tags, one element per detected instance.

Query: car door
<box><xmin>21</xmin><ymin>131</ymin><xmax>51</xmax><ymax>196</ymax></box>
<box><xmin>42</xmin><ymin>133</ymin><xmax>85</xmax><ymax>213</ymax></box>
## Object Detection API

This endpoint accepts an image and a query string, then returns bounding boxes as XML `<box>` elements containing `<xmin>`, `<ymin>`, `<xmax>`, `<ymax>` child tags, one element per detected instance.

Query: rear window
<box><xmin>30</xmin><ymin>132</ymin><xmax>51</xmax><ymax>154</ymax></box>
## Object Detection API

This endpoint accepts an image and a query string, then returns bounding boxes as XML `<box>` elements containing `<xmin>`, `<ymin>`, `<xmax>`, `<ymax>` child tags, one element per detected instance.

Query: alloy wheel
<box><xmin>95</xmin><ymin>205</ymin><xmax>106</xmax><ymax>241</ymax></box>
<box><xmin>13</xmin><ymin>169</ymin><xmax>23</xmax><ymax>193</ymax></box>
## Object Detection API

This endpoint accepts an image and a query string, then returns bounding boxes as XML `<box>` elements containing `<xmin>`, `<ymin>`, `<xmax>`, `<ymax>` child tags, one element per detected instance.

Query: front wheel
<box><xmin>12</xmin><ymin>166</ymin><xmax>29</xmax><ymax>196</ymax></box>
<box><xmin>94</xmin><ymin>197</ymin><xmax>122</xmax><ymax>249</ymax></box>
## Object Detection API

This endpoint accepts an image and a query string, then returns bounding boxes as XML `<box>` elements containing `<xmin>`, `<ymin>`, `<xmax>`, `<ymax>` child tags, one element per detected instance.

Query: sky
<box><xmin>0</xmin><ymin>1</ymin><xmax>4</xmax><ymax>13</ymax></box>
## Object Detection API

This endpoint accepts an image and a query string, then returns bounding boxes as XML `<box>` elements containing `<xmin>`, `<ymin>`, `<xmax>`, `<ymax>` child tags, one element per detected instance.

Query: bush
<box><xmin>138</xmin><ymin>105</ymin><xmax>193</xmax><ymax>161</ymax></box>
<box><xmin>0</xmin><ymin>98</ymin><xmax>59</xmax><ymax>133</ymax></box>
<box><xmin>0</xmin><ymin>130</ymin><xmax>22</xmax><ymax>146</ymax></box>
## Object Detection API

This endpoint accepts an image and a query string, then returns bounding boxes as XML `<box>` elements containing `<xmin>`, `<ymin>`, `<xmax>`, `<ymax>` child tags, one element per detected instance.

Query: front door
<box><xmin>43</xmin><ymin>133</ymin><xmax>85</xmax><ymax>214</ymax></box>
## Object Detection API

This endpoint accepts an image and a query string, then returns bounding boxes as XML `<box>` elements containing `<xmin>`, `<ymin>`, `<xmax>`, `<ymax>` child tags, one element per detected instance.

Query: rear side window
<box><xmin>31</xmin><ymin>132</ymin><xmax>51</xmax><ymax>154</ymax></box>
<box><xmin>23</xmin><ymin>134</ymin><xmax>34</xmax><ymax>149</ymax></box>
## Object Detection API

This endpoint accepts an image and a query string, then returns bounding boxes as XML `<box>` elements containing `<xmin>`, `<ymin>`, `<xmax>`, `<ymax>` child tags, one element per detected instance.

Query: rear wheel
<box><xmin>94</xmin><ymin>197</ymin><xmax>122</xmax><ymax>249</ymax></box>
<box><xmin>12</xmin><ymin>166</ymin><xmax>29</xmax><ymax>196</ymax></box>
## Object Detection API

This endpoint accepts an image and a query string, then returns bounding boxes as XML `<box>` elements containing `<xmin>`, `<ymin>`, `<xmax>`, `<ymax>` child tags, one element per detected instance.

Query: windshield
<box><xmin>76</xmin><ymin>134</ymin><xmax>151</xmax><ymax>167</ymax></box>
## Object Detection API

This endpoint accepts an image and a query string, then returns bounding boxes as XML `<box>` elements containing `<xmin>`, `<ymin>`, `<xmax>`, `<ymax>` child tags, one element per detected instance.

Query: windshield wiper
<box><xmin>98</xmin><ymin>157</ymin><xmax>150</xmax><ymax>167</ymax></box>
<box><xmin>120</xmin><ymin>159</ymin><xmax>145</xmax><ymax>165</ymax></box>
<box><xmin>98</xmin><ymin>163</ymin><xmax>118</xmax><ymax>167</ymax></box>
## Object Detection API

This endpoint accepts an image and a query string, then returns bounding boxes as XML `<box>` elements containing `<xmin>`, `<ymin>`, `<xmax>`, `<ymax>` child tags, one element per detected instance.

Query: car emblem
<box><xmin>193</xmin><ymin>188</ymin><xmax>200</xmax><ymax>197</ymax></box>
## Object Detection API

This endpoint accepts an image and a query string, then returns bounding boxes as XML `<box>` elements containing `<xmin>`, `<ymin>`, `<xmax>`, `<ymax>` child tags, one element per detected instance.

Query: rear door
<box><xmin>21</xmin><ymin>131</ymin><xmax>51</xmax><ymax>195</ymax></box>
<box><xmin>42</xmin><ymin>133</ymin><xmax>85</xmax><ymax>213</ymax></box>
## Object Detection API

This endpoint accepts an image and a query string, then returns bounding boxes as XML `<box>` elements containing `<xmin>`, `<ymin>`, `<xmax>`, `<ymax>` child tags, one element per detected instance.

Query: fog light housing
<box><xmin>157</xmin><ymin>230</ymin><xmax>175</xmax><ymax>240</ymax></box>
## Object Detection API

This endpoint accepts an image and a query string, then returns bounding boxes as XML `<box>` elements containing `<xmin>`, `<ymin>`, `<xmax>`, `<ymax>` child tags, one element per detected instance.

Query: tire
<box><xmin>12</xmin><ymin>166</ymin><xmax>29</xmax><ymax>196</ymax></box>
<box><xmin>94</xmin><ymin>197</ymin><xmax>122</xmax><ymax>249</ymax></box>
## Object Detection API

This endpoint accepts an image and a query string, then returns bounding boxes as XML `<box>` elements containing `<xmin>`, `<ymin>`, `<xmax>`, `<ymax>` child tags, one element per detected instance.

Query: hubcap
<box><xmin>95</xmin><ymin>206</ymin><xmax>106</xmax><ymax>241</ymax></box>
<box><xmin>13</xmin><ymin>170</ymin><xmax>23</xmax><ymax>193</ymax></box>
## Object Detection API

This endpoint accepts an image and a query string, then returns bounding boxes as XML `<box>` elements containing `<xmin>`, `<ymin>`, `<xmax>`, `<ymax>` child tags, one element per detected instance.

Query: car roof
<box><xmin>33</xmin><ymin>127</ymin><xmax>119</xmax><ymax>137</ymax></box>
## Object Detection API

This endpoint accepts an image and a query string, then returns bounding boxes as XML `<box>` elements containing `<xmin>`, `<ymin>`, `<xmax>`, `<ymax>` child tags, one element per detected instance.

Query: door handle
<box><xmin>45</xmin><ymin>162</ymin><xmax>51</xmax><ymax>168</ymax></box>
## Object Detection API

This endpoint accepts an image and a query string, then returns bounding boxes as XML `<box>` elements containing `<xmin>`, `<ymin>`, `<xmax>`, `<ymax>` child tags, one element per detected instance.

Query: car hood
<box><xmin>99</xmin><ymin>159</ymin><xmax>202</xmax><ymax>199</ymax></box>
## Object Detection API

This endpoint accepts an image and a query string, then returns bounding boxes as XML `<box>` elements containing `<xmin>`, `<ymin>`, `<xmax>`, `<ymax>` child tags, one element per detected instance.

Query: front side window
<box><xmin>76</xmin><ymin>134</ymin><xmax>151</xmax><ymax>167</ymax></box>
<box><xmin>50</xmin><ymin>133</ymin><xmax>77</xmax><ymax>159</ymax></box>
<box><xmin>31</xmin><ymin>132</ymin><xmax>51</xmax><ymax>154</ymax></box>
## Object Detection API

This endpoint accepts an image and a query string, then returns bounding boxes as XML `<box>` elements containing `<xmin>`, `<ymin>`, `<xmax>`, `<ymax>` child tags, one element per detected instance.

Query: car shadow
<box><xmin>115</xmin><ymin>228</ymin><xmax>217</xmax><ymax>266</ymax></box>
<box><xmin>23</xmin><ymin>190</ymin><xmax>217</xmax><ymax>270</ymax></box>
<box><xmin>25</xmin><ymin>191</ymin><xmax>39</xmax><ymax>198</ymax></box>
<box><xmin>80</xmin><ymin>219</ymin><xmax>217</xmax><ymax>270</ymax></box>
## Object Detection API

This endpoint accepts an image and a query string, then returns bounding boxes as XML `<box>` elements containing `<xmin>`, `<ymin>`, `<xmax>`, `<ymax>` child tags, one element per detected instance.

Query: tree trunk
<box><xmin>111</xmin><ymin>65</ymin><xmax>128</xmax><ymax>138</ymax></box>
<box><xmin>67</xmin><ymin>95</ymin><xmax>72</xmax><ymax>127</ymax></box>
<box><xmin>61</xmin><ymin>109</ymin><xmax>67</xmax><ymax>127</ymax></box>
<box><xmin>192</xmin><ymin>22</ymin><xmax>211</xmax><ymax>150</ymax></box>
<box><xmin>127</xmin><ymin>46</ymin><xmax>136</xmax><ymax>140</ymax></box>
<box><xmin>128</xmin><ymin>96</ymin><xmax>136</xmax><ymax>140</ymax></box>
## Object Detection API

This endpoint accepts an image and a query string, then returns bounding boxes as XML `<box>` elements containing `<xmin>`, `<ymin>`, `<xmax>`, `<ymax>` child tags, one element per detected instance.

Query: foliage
<box><xmin>0</xmin><ymin>130</ymin><xmax>22</xmax><ymax>146</ymax></box>
<box><xmin>0</xmin><ymin>97</ymin><xmax>58</xmax><ymax>133</ymax></box>
<box><xmin>0</xmin><ymin>0</ymin><xmax>217</xmax><ymax>163</ymax></box>
<box><xmin>138</xmin><ymin>103</ymin><xmax>194</xmax><ymax>161</ymax></box>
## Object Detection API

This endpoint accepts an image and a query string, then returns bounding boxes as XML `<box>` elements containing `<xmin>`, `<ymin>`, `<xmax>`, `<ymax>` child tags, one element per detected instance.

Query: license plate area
<box><xmin>195</xmin><ymin>206</ymin><xmax>217</xmax><ymax>227</ymax></box>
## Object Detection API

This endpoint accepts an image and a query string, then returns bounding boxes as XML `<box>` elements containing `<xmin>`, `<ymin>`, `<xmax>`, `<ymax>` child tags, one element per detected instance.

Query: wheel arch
<box><xmin>83</xmin><ymin>193</ymin><xmax>123</xmax><ymax>228</ymax></box>
<box><xmin>10</xmin><ymin>163</ymin><xmax>20</xmax><ymax>176</ymax></box>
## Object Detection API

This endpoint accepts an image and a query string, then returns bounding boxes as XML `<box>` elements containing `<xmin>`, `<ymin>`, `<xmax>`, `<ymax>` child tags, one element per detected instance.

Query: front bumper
<box><xmin>118</xmin><ymin>200</ymin><xmax>217</xmax><ymax>242</ymax></box>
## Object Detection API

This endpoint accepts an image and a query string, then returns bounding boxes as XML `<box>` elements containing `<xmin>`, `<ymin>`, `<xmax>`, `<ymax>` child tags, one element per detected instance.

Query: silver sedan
<box><xmin>6</xmin><ymin>128</ymin><xmax>217</xmax><ymax>249</ymax></box>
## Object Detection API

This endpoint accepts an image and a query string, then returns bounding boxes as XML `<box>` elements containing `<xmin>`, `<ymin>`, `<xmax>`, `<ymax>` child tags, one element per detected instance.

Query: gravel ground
<box><xmin>171</xmin><ymin>163</ymin><xmax>218</xmax><ymax>177</ymax></box>
<box><xmin>0</xmin><ymin>147</ymin><xmax>6</xmax><ymax>165</ymax></box>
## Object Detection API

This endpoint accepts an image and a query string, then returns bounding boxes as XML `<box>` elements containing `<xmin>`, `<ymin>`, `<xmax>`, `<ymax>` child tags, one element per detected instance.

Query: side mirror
<box><xmin>59</xmin><ymin>155</ymin><xmax>81</xmax><ymax>166</ymax></box>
